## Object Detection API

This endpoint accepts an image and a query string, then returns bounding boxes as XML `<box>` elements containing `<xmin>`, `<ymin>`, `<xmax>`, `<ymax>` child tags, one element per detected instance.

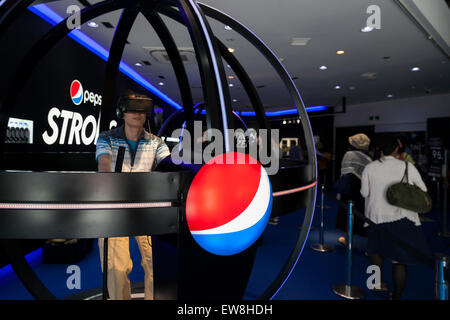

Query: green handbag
<box><xmin>386</xmin><ymin>161</ymin><xmax>432</xmax><ymax>213</ymax></box>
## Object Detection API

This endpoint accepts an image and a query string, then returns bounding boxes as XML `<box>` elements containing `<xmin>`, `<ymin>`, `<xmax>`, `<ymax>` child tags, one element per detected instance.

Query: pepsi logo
<box><xmin>185</xmin><ymin>152</ymin><xmax>273</xmax><ymax>256</ymax></box>
<box><xmin>69</xmin><ymin>80</ymin><xmax>102</xmax><ymax>106</ymax></box>
<box><xmin>70</xmin><ymin>80</ymin><xmax>83</xmax><ymax>105</ymax></box>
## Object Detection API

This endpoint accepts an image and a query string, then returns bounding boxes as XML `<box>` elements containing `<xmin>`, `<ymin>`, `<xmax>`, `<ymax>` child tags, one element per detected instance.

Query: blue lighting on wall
<box><xmin>239</xmin><ymin>105</ymin><xmax>328</xmax><ymax>117</ymax></box>
<box><xmin>28</xmin><ymin>4</ymin><xmax>328</xmax><ymax>116</ymax></box>
<box><xmin>28</xmin><ymin>4</ymin><xmax>183</xmax><ymax>110</ymax></box>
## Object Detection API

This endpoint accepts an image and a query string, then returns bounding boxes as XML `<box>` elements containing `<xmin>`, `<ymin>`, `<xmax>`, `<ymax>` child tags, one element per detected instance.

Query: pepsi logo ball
<box><xmin>70</xmin><ymin>80</ymin><xmax>83</xmax><ymax>105</ymax></box>
<box><xmin>186</xmin><ymin>152</ymin><xmax>273</xmax><ymax>256</ymax></box>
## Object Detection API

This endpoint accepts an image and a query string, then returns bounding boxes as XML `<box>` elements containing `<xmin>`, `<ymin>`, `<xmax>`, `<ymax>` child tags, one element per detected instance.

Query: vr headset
<box><xmin>116</xmin><ymin>94</ymin><xmax>154</xmax><ymax>119</ymax></box>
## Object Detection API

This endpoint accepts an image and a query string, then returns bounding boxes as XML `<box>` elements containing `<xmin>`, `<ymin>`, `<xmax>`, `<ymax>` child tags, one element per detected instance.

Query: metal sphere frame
<box><xmin>0</xmin><ymin>0</ymin><xmax>317</xmax><ymax>300</ymax></box>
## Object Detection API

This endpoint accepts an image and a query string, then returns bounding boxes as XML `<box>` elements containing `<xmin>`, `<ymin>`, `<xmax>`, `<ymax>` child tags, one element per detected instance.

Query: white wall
<box><xmin>334</xmin><ymin>93</ymin><xmax>450</xmax><ymax>132</ymax></box>
<box><xmin>399</xmin><ymin>0</ymin><xmax>450</xmax><ymax>56</ymax></box>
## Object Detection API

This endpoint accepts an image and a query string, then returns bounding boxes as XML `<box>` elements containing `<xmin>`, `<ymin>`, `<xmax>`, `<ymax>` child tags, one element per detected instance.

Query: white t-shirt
<box><xmin>360</xmin><ymin>156</ymin><xmax>427</xmax><ymax>226</ymax></box>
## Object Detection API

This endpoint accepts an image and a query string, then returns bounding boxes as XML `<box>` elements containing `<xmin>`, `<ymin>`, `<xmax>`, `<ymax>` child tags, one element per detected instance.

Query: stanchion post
<box><xmin>319</xmin><ymin>185</ymin><xmax>325</xmax><ymax>245</ymax></box>
<box><xmin>438</xmin><ymin>172</ymin><xmax>449</xmax><ymax>237</ymax></box>
<box><xmin>332</xmin><ymin>201</ymin><xmax>365</xmax><ymax>299</ymax></box>
<box><xmin>103</xmin><ymin>237</ymin><xmax>109</xmax><ymax>300</ymax></box>
<box><xmin>435</xmin><ymin>253</ymin><xmax>448</xmax><ymax>300</ymax></box>
<box><xmin>311</xmin><ymin>185</ymin><xmax>333</xmax><ymax>252</ymax></box>
<box><xmin>347</xmin><ymin>200</ymin><xmax>353</xmax><ymax>287</ymax></box>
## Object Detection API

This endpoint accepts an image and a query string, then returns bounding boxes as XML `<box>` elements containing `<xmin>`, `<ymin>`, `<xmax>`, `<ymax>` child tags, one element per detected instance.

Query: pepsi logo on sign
<box><xmin>185</xmin><ymin>152</ymin><xmax>273</xmax><ymax>256</ymax></box>
<box><xmin>69</xmin><ymin>79</ymin><xmax>102</xmax><ymax>106</ymax></box>
<box><xmin>70</xmin><ymin>80</ymin><xmax>83</xmax><ymax>105</ymax></box>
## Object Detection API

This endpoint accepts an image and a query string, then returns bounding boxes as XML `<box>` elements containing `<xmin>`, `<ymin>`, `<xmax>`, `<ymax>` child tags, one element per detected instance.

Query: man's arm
<box><xmin>98</xmin><ymin>154</ymin><xmax>112</xmax><ymax>172</ymax></box>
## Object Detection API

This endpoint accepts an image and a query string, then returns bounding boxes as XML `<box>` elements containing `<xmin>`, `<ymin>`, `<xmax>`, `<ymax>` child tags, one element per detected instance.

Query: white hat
<box><xmin>349</xmin><ymin>133</ymin><xmax>370</xmax><ymax>151</ymax></box>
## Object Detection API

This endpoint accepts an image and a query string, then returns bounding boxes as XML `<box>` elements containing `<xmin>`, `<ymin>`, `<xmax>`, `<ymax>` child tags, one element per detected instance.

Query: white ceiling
<box><xmin>41</xmin><ymin>0</ymin><xmax>450</xmax><ymax>112</ymax></box>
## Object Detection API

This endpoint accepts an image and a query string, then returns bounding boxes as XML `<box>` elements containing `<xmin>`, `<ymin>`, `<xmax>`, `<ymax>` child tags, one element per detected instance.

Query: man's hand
<box><xmin>98</xmin><ymin>154</ymin><xmax>112</xmax><ymax>172</ymax></box>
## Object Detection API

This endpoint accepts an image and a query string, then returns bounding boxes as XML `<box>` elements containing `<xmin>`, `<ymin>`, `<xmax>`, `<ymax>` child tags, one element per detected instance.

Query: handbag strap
<box><xmin>401</xmin><ymin>161</ymin><xmax>409</xmax><ymax>184</ymax></box>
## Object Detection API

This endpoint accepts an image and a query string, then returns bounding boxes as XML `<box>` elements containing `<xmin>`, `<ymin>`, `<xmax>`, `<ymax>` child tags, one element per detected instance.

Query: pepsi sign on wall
<box><xmin>185</xmin><ymin>152</ymin><xmax>273</xmax><ymax>256</ymax></box>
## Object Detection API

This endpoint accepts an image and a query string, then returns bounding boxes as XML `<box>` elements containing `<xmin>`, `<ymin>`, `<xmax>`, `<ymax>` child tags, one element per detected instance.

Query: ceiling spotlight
<box><xmin>336</xmin><ymin>50</ymin><xmax>345</xmax><ymax>55</ymax></box>
<box><xmin>334</xmin><ymin>85</ymin><xmax>341</xmax><ymax>90</ymax></box>
<box><xmin>279</xmin><ymin>57</ymin><xmax>285</xmax><ymax>62</ymax></box>
<box><xmin>387</xmin><ymin>94</ymin><xmax>393</xmax><ymax>98</ymax></box>
<box><xmin>228</xmin><ymin>48</ymin><xmax>235</xmax><ymax>53</ymax></box>
<box><xmin>87</xmin><ymin>21</ymin><xmax>99</xmax><ymax>28</ymax></box>
<box><xmin>228</xmin><ymin>75</ymin><xmax>235</xmax><ymax>79</ymax></box>
<box><xmin>134</xmin><ymin>62</ymin><xmax>142</xmax><ymax>67</ymax></box>
<box><xmin>319</xmin><ymin>66</ymin><xmax>328</xmax><ymax>70</ymax></box>
<box><xmin>411</xmin><ymin>67</ymin><xmax>421</xmax><ymax>72</ymax></box>
<box><xmin>361</xmin><ymin>26</ymin><xmax>373</xmax><ymax>33</ymax></box>
<box><xmin>232</xmin><ymin>99</ymin><xmax>238</xmax><ymax>102</ymax></box>
<box><xmin>283</xmin><ymin>120</ymin><xmax>287</xmax><ymax>125</ymax></box>
<box><xmin>224</xmin><ymin>25</ymin><xmax>232</xmax><ymax>31</ymax></box>
<box><xmin>158</xmin><ymin>82</ymin><xmax>164</xmax><ymax>86</ymax></box>
<box><xmin>297</xmin><ymin>119</ymin><xmax>300</xmax><ymax>124</ymax></box>
<box><xmin>349</xmin><ymin>86</ymin><xmax>356</xmax><ymax>91</ymax></box>
<box><xmin>227</xmin><ymin>64</ymin><xmax>231</xmax><ymax>68</ymax></box>
<box><xmin>229</xmin><ymin>83</ymin><xmax>234</xmax><ymax>87</ymax></box>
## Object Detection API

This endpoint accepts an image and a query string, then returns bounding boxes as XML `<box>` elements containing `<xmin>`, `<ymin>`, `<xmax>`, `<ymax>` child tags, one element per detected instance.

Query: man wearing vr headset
<box><xmin>95</xmin><ymin>90</ymin><xmax>170</xmax><ymax>300</ymax></box>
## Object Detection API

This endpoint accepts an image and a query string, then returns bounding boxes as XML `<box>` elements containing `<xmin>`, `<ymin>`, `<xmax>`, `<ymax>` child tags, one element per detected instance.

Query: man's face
<box><xmin>123</xmin><ymin>111</ymin><xmax>147</xmax><ymax>128</ymax></box>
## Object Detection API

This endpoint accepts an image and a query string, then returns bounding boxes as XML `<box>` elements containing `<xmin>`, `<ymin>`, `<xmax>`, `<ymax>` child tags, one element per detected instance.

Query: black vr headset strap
<box><xmin>103</xmin><ymin>146</ymin><xmax>126</xmax><ymax>300</ymax></box>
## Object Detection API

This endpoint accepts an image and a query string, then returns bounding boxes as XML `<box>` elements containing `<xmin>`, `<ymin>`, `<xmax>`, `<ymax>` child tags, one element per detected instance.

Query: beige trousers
<box><xmin>98</xmin><ymin>236</ymin><xmax>154</xmax><ymax>300</ymax></box>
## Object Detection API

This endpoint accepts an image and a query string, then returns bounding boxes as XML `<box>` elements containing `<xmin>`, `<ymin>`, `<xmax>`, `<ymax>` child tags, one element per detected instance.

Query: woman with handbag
<box><xmin>360</xmin><ymin>135</ymin><xmax>431</xmax><ymax>300</ymax></box>
<box><xmin>335</xmin><ymin>133</ymin><xmax>372</xmax><ymax>245</ymax></box>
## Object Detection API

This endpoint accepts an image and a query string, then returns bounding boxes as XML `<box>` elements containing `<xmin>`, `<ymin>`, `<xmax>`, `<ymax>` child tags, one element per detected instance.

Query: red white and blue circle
<box><xmin>70</xmin><ymin>80</ymin><xmax>83</xmax><ymax>105</ymax></box>
<box><xmin>186</xmin><ymin>152</ymin><xmax>273</xmax><ymax>256</ymax></box>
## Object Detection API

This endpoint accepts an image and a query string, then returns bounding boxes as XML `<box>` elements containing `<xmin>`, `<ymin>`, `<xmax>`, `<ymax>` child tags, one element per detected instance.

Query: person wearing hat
<box><xmin>335</xmin><ymin>133</ymin><xmax>372</xmax><ymax>245</ymax></box>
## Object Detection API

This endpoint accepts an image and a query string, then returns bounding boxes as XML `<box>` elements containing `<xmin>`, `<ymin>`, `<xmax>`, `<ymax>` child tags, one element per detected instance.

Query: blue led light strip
<box><xmin>28</xmin><ymin>4</ymin><xmax>183</xmax><ymax>110</ymax></box>
<box><xmin>27</xmin><ymin>4</ymin><xmax>327</xmax><ymax>117</ymax></box>
<box><xmin>0</xmin><ymin>248</ymin><xmax>42</xmax><ymax>283</ymax></box>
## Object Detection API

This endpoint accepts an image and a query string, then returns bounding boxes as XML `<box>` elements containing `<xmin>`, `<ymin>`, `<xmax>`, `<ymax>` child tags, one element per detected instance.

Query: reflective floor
<box><xmin>0</xmin><ymin>194</ymin><xmax>448</xmax><ymax>300</ymax></box>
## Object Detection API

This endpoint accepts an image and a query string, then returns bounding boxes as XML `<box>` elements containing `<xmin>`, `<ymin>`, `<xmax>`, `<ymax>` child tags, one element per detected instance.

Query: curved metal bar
<box><xmin>155</xmin><ymin>7</ymin><xmax>266</xmax><ymax>137</ymax></box>
<box><xmin>0</xmin><ymin>0</ymin><xmax>130</xmax><ymax>299</ymax></box>
<box><xmin>0</xmin><ymin>0</ymin><xmax>126</xmax><ymax>158</ymax></box>
<box><xmin>140</xmin><ymin>7</ymin><xmax>195</xmax><ymax>138</ymax></box>
<box><xmin>176</xmin><ymin>0</ymin><xmax>234</xmax><ymax>151</ymax></box>
<box><xmin>216</xmin><ymin>41</ymin><xmax>270</xmax><ymax>130</ymax></box>
<box><xmin>157</xmin><ymin>5</ymin><xmax>269</xmax><ymax>132</ymax></box>
<box><xmin>100</xmin><ymin>5</ymin><xmax>140</xmax><ymax>132</ymax></box>
<box><xmin>0</xmin><ymin>0</ymin><xmax>35</xmax><ymax>38</ymax></box>
<box><xmin>198</xmin><ymin>2</ymin><xmax>318</xmax><ymax>300</ymax></box>
<box><xmin>0</xmin><ymin>240</ymin><xmax>56</xmax><ymax>299</ymax></box>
